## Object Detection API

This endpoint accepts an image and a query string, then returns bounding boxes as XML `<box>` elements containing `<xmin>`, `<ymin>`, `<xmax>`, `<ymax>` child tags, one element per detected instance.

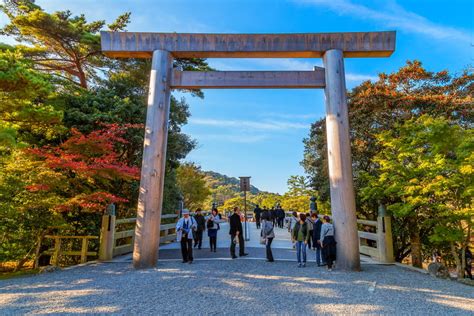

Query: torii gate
<box><xmin>101</xmin><ymin>31</ymin><xmax>396</xmax><ymax>271</ymax></box>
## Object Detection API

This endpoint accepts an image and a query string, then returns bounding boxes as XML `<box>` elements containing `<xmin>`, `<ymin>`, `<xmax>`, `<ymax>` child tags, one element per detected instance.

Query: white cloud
<box><xmin>298</xmin><ymin>0</ymin><xmax>471</xmax><ymax>43</ymax></box>
<box><xmin>189</xmin><ymin>118</ymin><xmax>310</xmax><ymax>131</ymax></box>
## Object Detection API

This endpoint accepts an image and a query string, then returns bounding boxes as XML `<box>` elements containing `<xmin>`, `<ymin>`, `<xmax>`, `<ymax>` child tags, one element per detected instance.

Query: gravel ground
<box><xmin>1</xmin><ymin>259</ymin><xmax>473</xmax><ymax>315</ymax></box>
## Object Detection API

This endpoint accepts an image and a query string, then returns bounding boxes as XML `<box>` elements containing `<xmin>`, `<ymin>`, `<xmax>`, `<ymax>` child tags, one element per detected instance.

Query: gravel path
<box><xmin>1</xmin><ymin>259</ymin><xmax>473</xmax><ymax>315</ymax></box>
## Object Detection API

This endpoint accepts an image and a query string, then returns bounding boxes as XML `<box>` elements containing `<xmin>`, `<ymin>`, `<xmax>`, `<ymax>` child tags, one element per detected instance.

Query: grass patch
<box><xmin>0</xmin><ymin>268</ymin><xmax>39</xmax><ymax>280</ymax></box>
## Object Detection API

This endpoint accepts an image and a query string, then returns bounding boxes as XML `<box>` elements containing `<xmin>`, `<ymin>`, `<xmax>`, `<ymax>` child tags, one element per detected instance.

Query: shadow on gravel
<box><xmin>1</xmin><ymin>260</ymin><xmax>473</xmax><ymax>314</ymax></box>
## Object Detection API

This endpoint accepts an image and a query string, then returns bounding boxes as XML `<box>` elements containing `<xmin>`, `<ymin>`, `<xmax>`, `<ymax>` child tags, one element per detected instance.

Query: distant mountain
<box><xmin>203</xmin><ymin>171</ymin><xmax>261</xmax><ymax>194</ymax></box>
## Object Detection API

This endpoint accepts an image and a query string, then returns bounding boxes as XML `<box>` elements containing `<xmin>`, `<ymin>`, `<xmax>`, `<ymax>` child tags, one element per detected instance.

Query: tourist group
<box><xmin>176</xmin><ymin>205</ymin><xmax>337</xmax><ymax>271</ymax></box>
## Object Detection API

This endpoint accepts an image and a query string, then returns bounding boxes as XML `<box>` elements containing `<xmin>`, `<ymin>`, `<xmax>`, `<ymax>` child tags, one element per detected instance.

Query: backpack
<box><xmin>207</xmin><ymin>215</ymin><xmax>220</xmax><ymax>229</ymax></box>
<box><xmin>207</xmin><ymin>219</ymin><xmax>213</xmax><ymax>229</ymax></box>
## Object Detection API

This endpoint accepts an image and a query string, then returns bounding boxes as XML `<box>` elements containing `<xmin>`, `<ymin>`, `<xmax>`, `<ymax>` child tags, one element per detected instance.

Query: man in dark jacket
<box><xmin>277</xmin><ymin>207</ymin><xmax>285</xmax><ymax>228</ymax></box>
<box><xmin>311</xmin><ymin>213</ymin><xmax>325</xmax><ymax>266</ymax></box>
<box><xmin>193</xmin><ymin>208</ymin><xmax>206</xmax><ymax>249</ymax></box>
<box><xmin>270</xmin><ymin>207</ymin><xmax>277</xmax><ymax>226</ymax></box>
<box><xmin>229</xmin><ymin>207</ymin><xmax>248</xmax><ymax>259</ymax></box>
<box><xmin>254</xmin><ymin>205</ymin><xmax>262</xmax><ymax>229</ymax></box>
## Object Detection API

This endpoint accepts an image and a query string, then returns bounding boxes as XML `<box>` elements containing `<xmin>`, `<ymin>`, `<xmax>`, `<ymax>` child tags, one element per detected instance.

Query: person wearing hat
<box><xmin>176</xmin><ymin>209</ymin><xmax>197</xmax><ymax>263</ymax></box>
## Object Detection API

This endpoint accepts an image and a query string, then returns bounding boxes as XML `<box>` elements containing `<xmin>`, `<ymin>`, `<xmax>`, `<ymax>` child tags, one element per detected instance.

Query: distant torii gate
<box><xmin>101</xmin><ymin>31</ymin><xmax>396</xmax><ymax>271</ymax></box>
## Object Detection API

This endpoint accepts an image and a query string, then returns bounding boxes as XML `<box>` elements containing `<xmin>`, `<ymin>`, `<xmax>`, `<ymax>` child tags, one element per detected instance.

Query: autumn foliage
<box><xmin>26</xmin><ymin>124</ymin><xmax>141</xmax><ymax>212</ymax></box>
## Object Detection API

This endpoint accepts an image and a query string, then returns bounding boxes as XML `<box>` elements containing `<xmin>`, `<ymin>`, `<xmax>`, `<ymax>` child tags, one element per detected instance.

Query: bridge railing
<box><xmin>99</xmin><ymin>213</ymin><xmax>178</xmax><ymax>260</ymax></box>
<box><xmin>285</xmin><ymin>212</ymin><xmax>394</xmax><ymax>263</ymax></box>
<box><xmin>39</xmin><ymin>235</ymin><xmax>99</xmax><ymax>266</ymax></box>
<box><xmin>357</xmin><ymin>215</ymin><xmax>394</xmax><ymax>263</ymax></box>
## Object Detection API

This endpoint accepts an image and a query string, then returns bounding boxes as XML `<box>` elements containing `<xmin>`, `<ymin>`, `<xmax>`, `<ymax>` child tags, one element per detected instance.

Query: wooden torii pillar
<box><xmin>101</xmin><ymin>31</ymin><xmax>396</xmax><ymax>270</ymax></box>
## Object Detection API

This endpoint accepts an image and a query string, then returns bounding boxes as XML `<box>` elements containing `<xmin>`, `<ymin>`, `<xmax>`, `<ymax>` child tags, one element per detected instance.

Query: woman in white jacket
<box><xmin>176</xmin><ymin>209</ymin><xmax>197</xmax><ymax>263</ymax></box>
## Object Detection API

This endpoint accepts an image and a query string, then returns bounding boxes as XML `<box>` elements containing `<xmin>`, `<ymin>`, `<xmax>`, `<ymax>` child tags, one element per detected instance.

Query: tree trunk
<box><xmin>408</xmin><ymin>217</ymin><xmax>423</xmax><ymax>268</ymax></box>
<box><xmin>78</xmin><ymin>69</ymin><xmax>88</xmax><ymax>89</ymax></box>
<box><xmin>450</xmin><ymin>242</ymin><xmax>463</xmax><ymax>279</ymax></box>
<box><xmin>33</xmin><ymin>231</ymin><xmax>46</xmax><ymax>269</ymax></box>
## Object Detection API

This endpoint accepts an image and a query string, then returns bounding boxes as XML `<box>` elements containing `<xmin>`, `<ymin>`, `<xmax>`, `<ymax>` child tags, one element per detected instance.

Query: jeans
<box><xmin>296</xmin><ymin>241</ymin><xmax>307</xmax><ymax>263</ymax></box>
<box><xmin>315</xmin><ymin>247</ymin><xmax>324</xmax><ymax>265</ymax></box>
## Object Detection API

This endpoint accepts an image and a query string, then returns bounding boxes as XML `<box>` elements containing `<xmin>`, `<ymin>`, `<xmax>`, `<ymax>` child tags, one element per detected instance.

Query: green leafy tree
<box><xmin>0</xmin><ymin>149</ymin><xmax>64</xmax><ymax>268</ymax></box>
<box><xmin>361</xmin><ymin>115</ymin><xmax>473</xmax><ymax>271</ymax></box>
<box><xmin>0</xmin><ymin>47</ymin><xmax>64</xmax><ymax>150</ymax></box>
<box><xmin>302</xmin><ymin>61</ymin><xmax>473</xmax><ymax>262</ymax></box>
<box><xmin>279</xmin><ymin>175</ymin><xmax>318</xmax><ymax>213</ymax></box>
<box><xmin>1</xmin><ymin>0</ymin><xmax>130</xmax><ymax>88</ymax></box>
<box><xmin>223</xmin><ymin>195</ymin><xmax>256</xmax><ymax>214</ymax></box>
<box><xmin>177</xmin><ymin>163</ymin><xmax>211</xmax><ymax>211</ymax></box>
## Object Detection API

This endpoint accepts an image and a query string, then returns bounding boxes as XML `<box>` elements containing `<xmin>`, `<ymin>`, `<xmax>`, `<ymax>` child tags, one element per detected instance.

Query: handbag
<box><xmin>260</xmin><ymin>237</ymin><xmax>266</xmax><ymax>245</ymax></box>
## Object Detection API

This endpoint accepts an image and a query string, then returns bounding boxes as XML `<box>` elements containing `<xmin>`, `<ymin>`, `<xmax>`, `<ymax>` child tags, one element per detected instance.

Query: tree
<box><xmin>0</xmin><ymin>47</ymin><xmax>64</xmax><ymax>150</ymax></box>
<box><xmin>176</xmin><ymin>163</ymin><xmax>211</xmax><ymax>211</ymax></box>
<box><xmin>1</xmin><ymin>0</ymin><xmax>130</xmax><ymax>88</ymax></box>
<box><xmin>26</xmin><ymin>124</ymin><xmax>140</xmax><ymax>212</ymax></box>
<box><xmin>0</xmin><ymin>149</ymin><xmax>64</xmax><ymax>268</ymax></box>
<box><xmin>223</xmin><ymin>195</ymin><xmax>256</xmax><ymax>213</ymax></box>
<box><xmin>279</xmin><ymin>175</ymin><xmax>318</xmax><ymax>213</ymax></box>
<box><xmin>302</xmin><ymin>61</ymin><xmax>473</xmax><ymax>262</ymax></box>
<box><xmin>361</xmin><ymin>115</ymin><xmax>473</xmax><ymax>271</ymax></box>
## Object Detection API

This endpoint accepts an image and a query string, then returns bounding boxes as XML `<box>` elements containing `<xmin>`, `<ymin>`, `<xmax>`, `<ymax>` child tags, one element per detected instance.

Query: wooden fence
<box><xmin>99</xmin><ymin>213</ymin><xmax>178</xmax><ymax>260</ymax></box>
<box><xmin>357</xmin><ymin>216</ymin><xmax>394</xmax><ymax>263</ymax></box>
<box><xmin>41</xmin><ymin>212</ymin><xmax>393</xmax><ymax>265</ymax></box>
<box><xmin>39</xmin><ymin>235</ymin><xmax>98</xmax><ymax>266</ymax></box>
<box><xmin>284</xmin><ymin>212</ymin><xmax>394</xmax><ymax>263</ymax></box>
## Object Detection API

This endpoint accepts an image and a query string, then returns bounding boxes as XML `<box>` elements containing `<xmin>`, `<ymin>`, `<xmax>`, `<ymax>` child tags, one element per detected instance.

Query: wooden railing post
<box><xmin>99</xmin><ymin>214</ymin><xmax>116</xmax><ymax>261</ymax></box>
<box><xmin>51</xmin><ymin>237</ymin><xmax>61</xmax><ymax>266</ymax></box>
<box><xmin>377</xmin><ymin>204</ymin><xmax>394</xmax><ymax>263</ymax></box>
<box><xmin>80</xmin><ymin>238</ymin><xmax>88</xmax><ymax>264</ymax></box>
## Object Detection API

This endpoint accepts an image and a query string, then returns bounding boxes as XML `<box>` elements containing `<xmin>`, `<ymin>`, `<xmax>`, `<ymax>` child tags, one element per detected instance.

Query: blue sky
<box><xmin>1</xmin><ymin>0</ymin><xmax>472</xmax><ymax>193</ymax></box>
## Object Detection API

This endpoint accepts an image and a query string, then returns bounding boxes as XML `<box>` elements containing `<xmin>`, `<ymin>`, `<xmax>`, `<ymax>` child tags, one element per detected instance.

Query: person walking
<box><xmin>311</xmin><ymin>213</ymin><xmax>325</xmax><ymax>266</ymax></box>
<box><xmin>261</xmin><ymin>212</ymin><xmax>275</xmax><ymax>262</ymax></box>
<box><xmin>206</xmin><ymin>208</ymin><xmax>223</xmax><ymax>252</ymax></box>
<box><xmin>254</xmin><ymin>205</ymin><xmax>262</xmax><ymax>229</ymax></box>
<box><xmin>176</xmin><ymin>209</ymin><xmax>197</xmax><ymax>264</ymax></box>
<box><xmin>193</xmin><ymin>208</ymin><xmax>206</xmax><ymax>249</ymax></box>
<box><xmin>270</xmin><ymin>207</ymin><xmax>276</xmax><ymax>226</ymax></box>
<box><xmin>279</xmin><ymin>207</ymin><xmax>286</xmax><ymax>228</ymax></box>
<box><xmin>292</xmin><ymin>213</ymin><xmax>310</xmax><ymax>267</ymax></box>
<box><xmin>320</xmin><ymin>215</ymin><xmax>337</xmax><ymax>271</ymax></box>
<box><xmin>306</xmin><ymin>213</ymin><xmax>314</xmax><ymax>249</ymax></box>
<box><xmin>262</xmin><ymin>206</ymin><xmax>270</xmax><ymax>221</ymax></box>
<box><xmin>229</xmin><ymin>207</ymin><xmax>248</xmax><ymax>259</ymax></box>
<box><xmin>288</xmin><ymin>211</ymin><xmax>299</xmax><ymax>248</ymax></box>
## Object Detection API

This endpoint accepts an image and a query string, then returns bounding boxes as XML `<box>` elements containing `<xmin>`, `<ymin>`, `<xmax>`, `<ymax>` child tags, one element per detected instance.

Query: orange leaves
<box><xmin>56</xmin><ymin>192</ymin><xmax>129</xmax><ymax>212</ymax></box>
<box><xmin>25</xmin><ymin>124</ymin><xmax>141</xmax><ymax>212</ymax></box>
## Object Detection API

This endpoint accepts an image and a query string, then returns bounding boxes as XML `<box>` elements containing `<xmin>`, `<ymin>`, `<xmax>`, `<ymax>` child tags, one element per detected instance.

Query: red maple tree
<box><xmin>26</xmin><ymin>124</ymin><xmax>141</xmax><ymax>212</ymax></box>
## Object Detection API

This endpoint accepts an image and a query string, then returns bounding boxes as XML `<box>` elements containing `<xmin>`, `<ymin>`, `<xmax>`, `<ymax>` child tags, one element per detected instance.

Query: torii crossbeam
<box><xmin>100</xmin><ymin>31</ymin><xmax>396</xmax><ymax>271</ymax></box>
